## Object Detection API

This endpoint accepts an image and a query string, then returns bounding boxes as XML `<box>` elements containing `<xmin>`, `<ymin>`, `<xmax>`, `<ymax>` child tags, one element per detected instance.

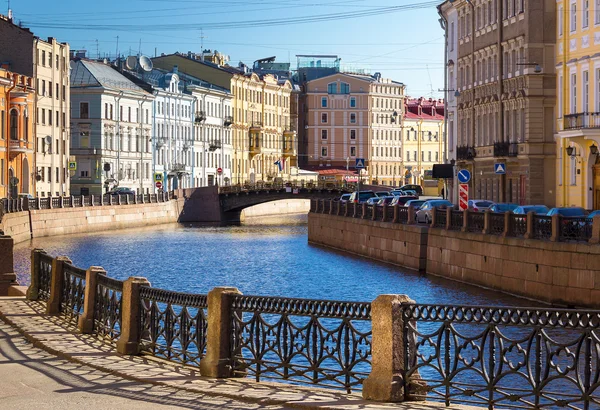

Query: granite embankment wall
<box><xmin>1</xmin><ymin>199</ymin><xmax>184</xmax><ymax>245</ymax></box>
<box><xmin>241</xmin><ymin>199</ymin><xmax>310</xmax><ymax>219</ymax></box>
<box><xmin>308</xmin><ymin>213</ymin><xmax>600</xmax><ymax>308</ymax></box>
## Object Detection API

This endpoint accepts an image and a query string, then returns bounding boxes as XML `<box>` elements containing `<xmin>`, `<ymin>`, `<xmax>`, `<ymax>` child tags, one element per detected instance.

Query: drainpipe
<box><xmin>152</xmin><ymin>90</ymin><xmax>159</xmax><ymax>192</ymax></box>
<box><xmin>438</xmin><ymin>6</ymin><xmax>449</xmax><ymax>200</ymax></box>
<box><xmin>192</xmin><ymin>95</ymin><xmax>198</xmax><ymax>188</ymax></box>
<box><xmin>5</xmin><ymin>72</ymin><xmax>17</xmax><ymax>197</ymax></box>
<box><xmin>114</xmin><ymin>91</ymin><xmax>124</xmax><ymax>189</ymax></box>
<box><xmin>139</xmin><ymin>94</ymin><xmax>149</xmax><ymax>194</ymax></box>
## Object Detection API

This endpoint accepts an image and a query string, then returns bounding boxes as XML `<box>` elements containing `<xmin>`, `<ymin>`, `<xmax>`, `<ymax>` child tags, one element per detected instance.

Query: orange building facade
<box><xmin>0</xmin><ymin>69</ymin><xmax>35</xmax><ymax>198</ymax></box>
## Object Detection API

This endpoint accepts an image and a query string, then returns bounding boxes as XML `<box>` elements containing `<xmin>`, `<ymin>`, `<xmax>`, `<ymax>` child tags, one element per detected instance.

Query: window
<box><xmin>321</xmin><ymin>146</ymin><xmax>328</xmax><ymax>157</ymax></box>
<box><xmin>571</xmin><ymin>2</ymin><xmax>577</xmax><ymax>32</ymax></box>
<box><xmin>450</xmin><ymin>22</ymin><xmax>455</xmax><ymax>51</ymax></box>
<box><xmin>584</xmin><ymin>0</ymin><xmax>589</xmax><ymax>28</ymax></box>
<box><xmin>9</xmin><ymin>110</ymin><xmax>18</xmax><ymax>140</ymax></box>
<box><xmin>80</xmin><ymin>102</ymin><xmax>89</xmax><ymax>119</ymax></box>
<box><xmin>596</xmin><ymin>0</ymin><xmax>600</xmax><ymax>24</ymax></box>
<box><xmin>340</xmin><ymin>82</ymin><xmax>350</xmax><ymax>94</ymax></box>
<box><xmin>41</xmin><ymin>50</ymin><xmax>45</xmax><ymax>66</ymax></box>
<box><xmin>327</xmin><ymin>82</ymin><xmax>337</xmax><ymax>94</ymax></box>
<box><xmin>350</xmin><ymin>97</ymin><xmax>356</xmax><ymax>108</ymax></box>
<box><xmin>350</xmin><ymin>146</ymin><xmax>356</xmax><ymax>157</ymax></box>
<box><xmin>350</xmin><ymin>113</ymin><xmax>357</xmax><ymax>124</ymax></box>
<box><xmin>128</xmin><ymin>107</ymin><xmax>131</xmax><ymax>122</ymax></box>
<box><xmin>350</xmin><ymin>129</ymin><xmax>356</xmax><ymax>140</ymax></box>
<box><xmin>584</xmin><ymin>70</ymin><xmax>589</xmax><ymax>113</ymax></box>
<box><xmin>321</xmin><ymin>113</ymin><xmax>328</xmax><ymax>123</ymax></box>
<box><xmin>413</xmin><ymin>150</ymin><xmax>417</xmax><ymax>161</ymax></box>
<box><xmin>571</xmin><ymin>73</ymin><xmax>577</xmax><ymax>113</ymax></box>
<box><xmin>428</xmin><ymin>151</ymin><xmax>432</xmax><ymax>162</ymax></box>
<box><xmin>406</xmin><ymin>151</ymin><xmax>410</xmax><ymax>161</ymax></box>
<box><xmin>321</xmin><ymin>129</ymin><xmax>328</xmax><ymax>140</ymax></box>
<box><xmin>321</xmin><ymin>97</ymin><xmax>327</xmax><ymax>108</ymax></box>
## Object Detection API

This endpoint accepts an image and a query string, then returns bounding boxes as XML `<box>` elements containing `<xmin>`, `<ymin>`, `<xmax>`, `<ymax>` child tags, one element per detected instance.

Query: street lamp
<box><xmin>591</xmin><ymin>144</ymin><xmax>598</xmax><ymax>156</ymax></box>
<box><xmin>566</xmin><ymin>146</ymin><xmax>575</xmax><ymax>157</ymax></box>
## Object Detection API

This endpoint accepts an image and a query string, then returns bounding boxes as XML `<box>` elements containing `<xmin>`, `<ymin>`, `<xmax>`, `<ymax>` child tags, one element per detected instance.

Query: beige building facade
<box><xmin>34</xmin><ymin>37</ymin><xmax>70</xmax><ymax>197</ymax></box>
<box><xmin>450</xmin><ymin>0</ymin><xmax>556</xmax><ymax>205</ymax></box>
<box><xmin>305</xmin><ymin>72</ymin><xmax>405</xmax><ymax>186</ymax></box>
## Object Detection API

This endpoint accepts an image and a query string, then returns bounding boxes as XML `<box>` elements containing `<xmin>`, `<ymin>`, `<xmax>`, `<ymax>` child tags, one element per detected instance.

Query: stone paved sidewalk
<box><xmin>0</xmin><ymin>297</ymin><xmax>478</xmax><ymax>410</ymax></box>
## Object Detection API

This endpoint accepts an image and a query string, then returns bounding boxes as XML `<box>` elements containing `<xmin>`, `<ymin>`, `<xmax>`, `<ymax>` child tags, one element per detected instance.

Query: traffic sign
<box><xmin>355</xmin><ymin>158</ymin><xmax>365</xmax><ymax>169</ymax></box>
<box><xmin>68</xmin><ymin>161</ymin><xmax>77</xmax><ymax>171</ymax></box>
<box><xmin>494</xmin><ymin>163</ymin><xmax>506</xmax><ymax>174</ymax></box>
<box><xmin>155</xmin><ymin>181</ymin><xmax>163</xmax><ymax>189</ymax></box>
<box><xmin>459</xmin><ymin>183</ymin><xmax>469</xmax><ymax>211</ymax></box>
<box><xmin>154</xmin><ymin>172</ymin><xmax>163</xmax><ymax>183</ymax></box>
<box><xmin>457</xmin><ymin>169</ymin><xmax>471</xmax><ymax>184</ymax></box>
<box><xmin>217</xmin><ymin>167</ymin><xmax>223</xmax><ymax>175</ymax></box>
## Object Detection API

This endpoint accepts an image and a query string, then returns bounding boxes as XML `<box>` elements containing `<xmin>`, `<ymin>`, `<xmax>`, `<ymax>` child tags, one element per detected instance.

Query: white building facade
<box><xmin>70</xmin><ymin>59</ymin><xmax>154</xmax><ymax>195</ymax></box>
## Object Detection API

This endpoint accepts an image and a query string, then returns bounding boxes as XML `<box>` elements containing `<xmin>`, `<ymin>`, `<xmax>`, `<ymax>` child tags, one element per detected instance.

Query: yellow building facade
<box><xmin>0</xmin><ymin>69</ymin><xmax>35</xmax><ymax>198</ymax></box>
<box><xmin>555</xmin><ymin>1</ymin><xmax>600</xmax><ymax>209</ymax></box>
<box><xmin>402</xmin><ymin>98</ymin><xmax>445</xmax><ymax>186</ymax></box>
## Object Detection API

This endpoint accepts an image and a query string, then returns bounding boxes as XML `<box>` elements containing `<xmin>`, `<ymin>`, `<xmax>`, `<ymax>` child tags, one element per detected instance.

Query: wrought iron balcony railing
<box><xmin>494</xmin><ymin>141</ymin><xmax>519</xmax><ymax>157</ymax></box>
<box><xmin>456</xmin><ymin>145</ymin><xmax>476</xmax><ymax>160</ymax></box>
<box><xmin>195</xmin><ymin>111</ymin><xmax>207</xmax><ymax>123</ymax></box>
<box><xmin>208</xmin><ymin>139</ymin><xmax>222</xmax><ymax>151</ymax></box>
<box><xmin>564</xmin><ymin>112</ymin><xmax>600</xmax><ymax>130</ymax></box>
<box><xmin>224</xmin><ymin>116</ymin><xmax>233</xmax><ymax>127</ymax></box>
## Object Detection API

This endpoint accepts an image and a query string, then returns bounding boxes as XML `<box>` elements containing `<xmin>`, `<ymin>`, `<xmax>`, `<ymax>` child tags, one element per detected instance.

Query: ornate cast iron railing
<box><xmin>40</xmin><ymin>198</ymin><xmax>50</xmax><ymax>209</ymax></box>
<box><xmin>61</xmin><ymin>263</ymin><xmax>87</xmax><ymax>326</ymax></box>
<box><xmin>384</xmin><ymin>205</ymin><xmax>394</xmax><ymax>221</ymax></box>
<box><xmin>489</xmin><ymin>213</ymin><xmax>505</xmax><ymax>235</ymax></box>
<box><xmin>450</xmin><ymin>210</ymin><xmax>464</xmax><ymax>230</ymax></box>
<box><xmin>434</xmin><ymin>208</ymin><xmax>447</xmax><ymax>228</ymax></box>
<box><xmin>38</xmin><ymin>252</ymin><xmax>53</xmax><ymax>301</ymax></box>
<box><xmin>93</xmin><ymin>275</ymin><xmax>123</xmax><ymax>341</ymax></box>
<box><xmin>323</xmin><ymin>200</ymin><xmax>331</xmax><ymax>214</ymax></box>
<box><xmin>139</xmin><ymin>287</ymin><xmax>208</xmax><ymax>367</ymax></box>
<box><xmin>560</xmin><ymin>217</ymin><xmax>593</xmax><ymax>242</ymax></box>
<box><xmin>467</xmin><ymin>211</ymin><xmax>484</xmax><ymax>233</ymax></box>
<box><xmin>510</xmin><ymin>214</ymin><xmax>527</xmax><ymax>237</ymax></box>
<box><xmin>532</xmin><ymin>215</ymin><xmax>552</xmax><ymax>240</ymax></box>
<box><xmin>230</xmin><ymin>295</ymin><xmax>372</xmax><ymax>392</ymax></box>
<box><xmin>365</xmin><ymin>205</ymin><xmax>373</xmax><ymax>220</ymax></box>
<box><xmin>402</xmin><ymin>303</ymin><xmax>600</xmax><ymax>409</ymax></box>
<box><xmin>398</xmin><ymin>206</ymin><xmax>409</xmax><ymax>224</ymax></box>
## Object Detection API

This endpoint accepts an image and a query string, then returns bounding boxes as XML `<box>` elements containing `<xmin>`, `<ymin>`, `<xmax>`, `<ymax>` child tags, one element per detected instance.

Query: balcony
<box><xmin>456</xmin><ymin>145</ymin><xmax>476</xmax><ymax>161</ymax></box>
<box><xmin>250</xmin><ymin>121</ymin><xmax>263</xmax><ymax>131</ymax></box>
<box><xmin>564</xmin><ymin>112</ymin><xmax>600</xmax><ymax>130</ymax></box>
<box><xmin>249</xmin><ymin>130</ymin><xmax>261</xmax><ymax>157</ymax></box>
<box><xmin>195</xmin><ymin>111</ymin><xmax>207</xmax><ymax>123</ymax></box>
<box><xmin>208</xmin><ymin>139</ymin><xmax>222</xmax><ymax>151</ymax></box>
<box><xmin>493</xmin><ymin>142</ymin><xmax>519</xmax><ymax>157</ymax></box>
<box><xmin>224</xmin><ymin>116</ymin><xmax>233</xmax><ymax>127</ymax></box>
<box><xmin>9</xmin><ymin>139</ymin><xmax>32</xmax><ymax>158</ymax></box>
<box><xmin>282</xmin><ymin>129</ymin><xmax>296</xmax><ymax>157</ymax></box>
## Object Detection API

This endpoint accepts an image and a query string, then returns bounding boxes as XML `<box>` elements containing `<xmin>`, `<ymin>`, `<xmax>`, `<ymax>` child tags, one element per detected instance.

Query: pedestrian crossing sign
<box><xmin>355</xmin><ymin>158</ymin><xmax>365</xmax><ymax>169</ymax></box>
<box><xmin>154</xmin><ymin>173</ymin><xmax>164</xmax><ymax>183</ymax></box>
<box><xmin>494</xmin><ymin>163</ymin><xmax>506</xmax><ymax>174</ymax></box>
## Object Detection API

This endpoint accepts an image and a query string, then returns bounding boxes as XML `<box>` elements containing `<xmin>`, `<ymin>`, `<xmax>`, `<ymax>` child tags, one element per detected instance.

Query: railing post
<box><xmin>461</xmin><ymin>209</ymin><xmax>469</xmax><ymax>232</ymax></box>
<box><xmin>407</xmin><ymin>206</ymin><xmax>416</xmax><ymax>225</ymax></box>
<box><xmin>524</xmin><ymin>211</ymin><xmax>535</xmax><ymax>239</ymax></box>
<box><xmin>116</xmin><ymin>276</ymin><xmax>151</xmax><ymax>355</ymax></box>
<box><xmin>0</xmin><ymin>235</ymin><xmax>16</xmax><ymax>296</ymax></box>
<box><xmin>589</xmin><ymin>215</ymin><xmax>600</xmax><ymax>243</ymax></box>
<box><xmin>352</xmin><ymin>202</ymin><xmax>358</xmax><ymax>218</ymax></box>
<box><xmin>26</xmin><ymin>249</ymin><xmax>45</xmax><ymax>301</ymax></box>
<box><xmin>80</xmin><ymin>195</ymin><xmax>85</xmax><ymax>207</ymax></box>
<box><xmin>482</xmin><ymin>209</ymin><xmax>491</xmax><ymax>234</ymax></box>
<box><xmin>59</xmin><ymin>196</ymin><xmax>64</xmax><ymax>208</ymax></box>
<box><xmin>382</xmin><ymin>204</ymin><xmax>388</xmax><ymax>222</ymax></box>
<box><xmin>48</xmin><ymin>196</ymin><xmax>53</xmax><ymax>209</ymax></box>
<box><xmin>199</xmin><ymin>287</ymin><xmax>243</xmax><ymax>378</ymax></box>
<box><xmin>430</xmin><ymin>206</ymin><xmax>437</xmax><ymax>228</ymax></box>
<box><xmin>90</xmin><ymin>195</ymin><xmax>95</xmax><ymax>207</ymax></box>
<box><xmin>134</xmin><ymin>194</ymin><xmax>138</xmax><ymax>205</ymax></box>
<box><xmin>46</xmin><ymin>256</ymin><xmax>72</xmax><ymax>315</ymax></box>
<box><xmin>362</xmin><ymin>202</ymin><xmax>368</xmax><ymax>219</ymax></box>
<box><xmin>392</xmin><ymin>204</ymin><xmax>399</xmax><ymax>223</ymax></box>
<box><xmin>550</xmin><ymin>214</ymin><xmax>560</xmax><ymax>242</ymax></box>
<box><xmin>372</xmin><ymin>205</ymin><xmax>378</xmax><ymax>221</ymax></box>
<box><xmin>126</xmin><ymin>194</ymin><xmax>130</xmax><ymax>205</ymax></box>
<box><xmin>117</xmin><ymin>195</ymin><xmax>122</xmax><ymax>206</ymax></box>
<box><xmin>35</xmin><ymin>197</ymin><xmax>41</xmax><ymax>210</ymax></box>
<box><xmin>336</xmin><ymin>200</ymin><xmax>341</xmax><ymax>216</ymax></box>
<box><xmin>445</xmin><ymin>207</ymin><xmax>452</xmax><ymax>230</ymax></box>
<box><xmin>329</xmin><ymin>199</ymin><xmax>334</xmax><ymax>215</ymax></box>
<box><xmin>363</xmin><ymin>294</ymin><xmax>416</xmax><ymax>402</ymax></box>
<box><xmin>70</xmin><ymin>195</ymin><xmax>74</xmax><ymax>208</ymax></box>
<box><xmin>503</xmin><ymin>211</ymin><xmax>512</xmax><ymax>237</ymax></box>
<box><xmin>78</xmin><ymin>267</ymin><xmax>107</xmax><ymax>334</ymax></box>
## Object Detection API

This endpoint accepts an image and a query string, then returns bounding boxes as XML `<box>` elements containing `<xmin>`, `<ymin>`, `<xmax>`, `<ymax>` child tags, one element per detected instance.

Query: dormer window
<box><xmin>327</xmin><ymin>82</ymin><xmax>337</xmax><ymax>94</ymax></box>
<box><xmin>340</xmin><ymin>82</ymin><xmax>350</xmax><ymax>94</ymax></box>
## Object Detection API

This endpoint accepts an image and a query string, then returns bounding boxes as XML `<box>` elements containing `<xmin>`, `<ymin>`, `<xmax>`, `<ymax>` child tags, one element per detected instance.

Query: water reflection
<box><xmin>13</xmin><ymin>214</ymin><xmax>535</xmax><ymax>306</ymax></box>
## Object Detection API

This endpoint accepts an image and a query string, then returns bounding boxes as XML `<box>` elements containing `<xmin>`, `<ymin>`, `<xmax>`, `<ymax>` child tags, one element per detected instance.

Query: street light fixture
<box><xmin>566</xmin><ymin>146</ymin><xmax>575</xmax><ymax>157</ymax></box>
<box><xmin>591</xmin><ymin>144</ymin><xmax>598</xmax><ymax>156</ymax></box>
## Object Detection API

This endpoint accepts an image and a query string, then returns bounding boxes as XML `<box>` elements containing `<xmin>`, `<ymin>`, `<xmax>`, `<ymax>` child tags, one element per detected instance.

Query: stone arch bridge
<box><xmin>178</xmin><ymin>183</ymin><xmax>354</xmax><ymax>223</ymax></box>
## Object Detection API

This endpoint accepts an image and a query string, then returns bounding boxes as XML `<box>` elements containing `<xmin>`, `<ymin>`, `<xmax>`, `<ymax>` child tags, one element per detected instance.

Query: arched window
<box><xmin>9</xmin><ymin>110</ymin><xmax>18</xmax><ymax>140</ymax></box>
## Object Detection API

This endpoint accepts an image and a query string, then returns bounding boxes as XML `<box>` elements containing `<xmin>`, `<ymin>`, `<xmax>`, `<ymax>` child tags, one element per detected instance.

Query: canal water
<box><xmin>13</xmin><ymin>214</ymin><xmax>533</xmax><ymax>306</ymax></box>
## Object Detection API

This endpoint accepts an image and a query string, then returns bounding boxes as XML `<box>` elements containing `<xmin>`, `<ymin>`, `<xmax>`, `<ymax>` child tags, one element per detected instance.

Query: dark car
<box><xmin>488</xmin><ymin>203</ymin><xmax>519</xmax><ymax>213</ymax></box>
<box><xmin>513</xmin><ymin>205</ymin><xmax>549</xmax><ymax>215</ymax></box>
<box><xmin>391</xmin><ymin>195</ymin><xmax>418</xmax><ymax>206</ymax></box>
<box><xmin>106</xmin><ymin>187</ymin><xmax>136</xmax><ymax>197</ymax></box>
<box><xmin>375</xmin><ymin>191</ymin><xmax>391</xmax><ymax>198</ymax></box>
<box><xmin>348</xmin><ymin>190</ymin><xmax>376</xmax><ymax>204</ymax></box>
<box><xmin>546</xmin><ymin>207</ymin><xmax>587</xmax><ymax>217</ymax></box>
<box><xmin>377</xmin><ymin>196</ymin><xmax>396</xmax><ymax>205</ymax></box>
<box><xmin>400</xmin><ymin>184</ymin><xmax>423</xmax><ymax>196</ymax></box>
<box><xmin>366</xmin><ymin>197</ymin><xmax>381</xmax><ymax>206</ymax></box>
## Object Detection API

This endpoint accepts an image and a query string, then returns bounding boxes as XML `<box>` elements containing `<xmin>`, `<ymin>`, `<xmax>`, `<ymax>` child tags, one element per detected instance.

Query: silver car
<box><xmin>415</xmin><ymin>200</ymin><xmax>453</xmax><ymax>224</ymax></box>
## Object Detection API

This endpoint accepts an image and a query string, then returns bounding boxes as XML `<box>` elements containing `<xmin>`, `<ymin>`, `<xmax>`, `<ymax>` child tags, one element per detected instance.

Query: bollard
<box><xmin>81</xmin><ymin>195</ymin><xmax>85</xmax><ymax>207</ymax></box>
<box><xmin>78</xmin><ymin>267</ymin><xmax>107</xmax><ymax>334</ymax></box>
<box><xmin>199</xmin><ymin>287</ymin><xmax>242</xmax><ymax>378</ymax></box>
<box><xmin>46</xmin><ymin>256</ymin><xmax>72</xmax><ymax>315</ymax></box>
<box><xmin>26</xmin><ymin>249</ymin><xmax>46</xmax><ymax>301</ymax></box>
<box><xmin>382</xmin><ymin>204</ymin><xmax>388</xmax><ymax>222</ymax></box>
<box><xmin>362</xmin><ymin>202</ymin><xmax>368</xmax><ymax>219</ymax></box>
<box><xmin>362</xmin><ymin>294</ymin><xmax>417</xmax><ymax>402</ymax></box>
<box><xmin>59</xmin><ymin>196</ymin><xmax>64</xmax><ymax>208</ymax></box>
<box><xmin>116</xmin><ymin>277</ymin><xmax>151</xmax><ymax>355</ymax></box>
<box><xmin>392</xmin><ymin>204</ymin><xmax>399</xmax><ymax>223</ymax></box>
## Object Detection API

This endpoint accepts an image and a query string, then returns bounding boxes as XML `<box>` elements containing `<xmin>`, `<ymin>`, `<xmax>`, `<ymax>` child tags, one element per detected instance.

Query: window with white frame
<box><xmin>321</xmin><ymin>146</ymin><xmax>328</xmax><ymax>157</ymax></box>
<box><xmin>558</xmin><ymin>74</ymin><xmax>563</xmax><ymax>116</ymax></box>
<box><xmin>350</xmin><ymin>97</ymin><xmax>356</xmax><ymax>108</ymax></box>
<box><xmin>583</xmin><ymin>70</ymin><xmax>589</xmax><ymax>113</ymax></box>
<box><xmin>597</xmin><ymin>69</ymin><xmax>600</xmax><ymax>111</ymax></box>
<box><xmin>571</xmin><ymin>73</ymin><xmax>577</xmax><ymax>113</ymax></box>
<box><xmin>350</xmin><ymin>113</ymin><xmax>356</xmax><ymax>124</ymax></box>
<box><xmin>327</xmin><ymin>83</ymin><xmax>337</xmax><ymax>94</ymax></box>
<box><xmin>570</xmin><ymin>154</ymin><xmax>577</xmax><ymax>185</ymax></box>
<box><xmin>321</xmin><ymin>113</ymin><xmax>328</xmax><ymax>123</ymax></box>
<box><xmin>596</xmin><ymin>0</ymin><xmax>600</xmax><ymax>24</ymax></box>
<box><xmin>584</xmin><ymin>0</ymin><xmax>589</xmax><ymax>28</ymax></box>
<box><xmin>570</xmin><ymin>1</ymin><xmax>577</xmax><ymax>32</ymax></box>
<box><xmin>350</xmin><ymin>129</ymin><xmax>356</xmax><ymax>140</ymax></box>
<box><xmin>350</xmin><ymin>146</ymin><xmax>356</xmax><ymax>157</ymax></box>
<box><xmin>321</xmin><ymin>97</ymin><xmax>327</xmax><ymax>108</ymax></box>
<box><xmin>559</xmin><ymin>6</ymin><xmax>563</xmax><ymax>35</ymax></box>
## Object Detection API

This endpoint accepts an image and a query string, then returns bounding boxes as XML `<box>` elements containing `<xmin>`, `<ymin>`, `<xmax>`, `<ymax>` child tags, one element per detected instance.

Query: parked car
<box><xmin>377</xmin><ymin>196</ymin><xmax>396</xmax><ymax>206</ymax></box>
<box><xmin>402</xmin><ymin>189</ymin><xmax>418</xmax><ymax>197</ymax></box>
<box><xmin>390</xmin><ymin>189</ymin><xmax>404</xmax><ymax>196</ymax></box>
<box><xmin>415</xmin><ymin>199</ymin><xmax>453</xmax><ymax>224</ymax></box>
<box><xmin>404</xmin><ymin>199</ymin><xmax>427</xmax><ymax>209</ymax></box>
<box><xmin>391</xmin><ymin>195</ymin><xmax>419</xmax><ymax>206</ymax></box>
<box><xmin>17</xmin><ymin>193</ymin><xmax>34</xmax><ymax>200</ymax></box>
<box><xmin>400</xmin><ymin>184</ymin><xmax>423</xmax><ymax>196</ymax></box>
<box><xmin>468</xmin><ymin>200</ymin><xmax>494</xmax><ymax>212</ymax></box>
<box><xmin>488</xmin><ymin>203</ymin><xmax>519</xmax><ymax>213</ymax></box>
<box><xmin>348</xmin><ymin>190</ymin><xmax>376</xmax><ymax>204</ymax></box>
<box><xmin>375</xmin><ymin>191</ymin><xmax>390</xmax><ymax>198</ymax></box>
<box><xmin>366</xmin><ymin>197</ymin><xmax>381</xmax><ymax>206</ymax></box>
<box><xmin>339</xmin><ymin>193</ymin><xmax>351</xmax><ymax>203</ymax></box>
<box><xmin>546</xmin><ymin>207</ymin><xmax>587</xmax><ymax>217</ymax></box>
<box><xmin>512</xmin><ymin>205</ymin><xmax>549</xmax><ymax>215</ymax></box>
<box><xmin>106</xmin><ymin>187</ymin><xmax>136</xmax><ymax>197</ymax></box>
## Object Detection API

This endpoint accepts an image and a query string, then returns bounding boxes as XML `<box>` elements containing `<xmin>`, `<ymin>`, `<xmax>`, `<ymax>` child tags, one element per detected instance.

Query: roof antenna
<box><xmin>200</xmin><ymin>28</ymin><xmax>206</xmax><ymax>61</ymax></box>
<box><xmin>7</xmin><ymin>0</ymin><xmax>12</xmax><ymax>20</ymax></box>
<box><xmin>426</xmin><ymin>65</ymin><xmax>434</xmax><ymax>98</ymax></box>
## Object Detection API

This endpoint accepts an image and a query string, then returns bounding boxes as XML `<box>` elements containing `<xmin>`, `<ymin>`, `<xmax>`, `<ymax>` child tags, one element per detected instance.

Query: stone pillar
<box><xmin>382</xmin><ymin>204</ymin><xmax>388</xmax><ymax>222</ymax></box>
<box><xmin>482</xmin><ymin>209</ymin><xmax>491</xmax><ymax>234</ymax></box>
<box><xmin>461</xmin><ymin>209</ymin><xmax>469</xmax><ymax>232</ymax></box>
<box><xmin>0</xmin><ymin>236</ymin><xmax>17</xmax><ymax>296</ymax></box>
<box><xmin>81</xmin><ymin>195</ymin><xmax>85</xmax><ymax>207</ymax></box>
<box><xmin>78</xmin><ymin>267</ymin><xmax>107</xmax><ymax>334</ymax></box>
<box><xmin>589</xmin><ymin>215</ymin><xmax>600</xmax><ymax>243</ymax></box>
<box><xmin>502</xmin><ymin>211</ymin><xmax>512</xmax><ymax>237</ymax></box>
<box><xmin>26</xmin><ymin>248</ymin><xmax>46</xmax><ymax>300</ymax></box>
<box><xmin>336</xmin><ymin>200</ymin><xmax>341</xmax><ymax>216</ymax></box>
<box><xmin>407</xmin><ymin>206</ymin><xmax>416</xmax><ymax>225</ymax></box>
<box><xmin>550</xmin><ymin>214</ymin><xmax>560</xmax><ymax>242</ymax></box>
<box><xmin>392</xmin><ymin>204</ymin><xmax>399</xmax><ymax>223</ymax></box>
<box><xmin>59</xmin><ymin>196</ymin><xmax>64</xmax><ymax>208</ymax></box>
<box><xmin>372</xmin><ymin>205</ymin><xmax>378</xmax><ymax>221</ymax></box>
<box><xmin>430</xmin><ymin>207</ymin><xmax>437</xmax><ymax>228</ymax></box>
<box><xmin>116</xmin><ymin>277</ymin><xmax>151</xmax><ymax>355</ymax></box>
<box><xmin>445</xmin><ymin>207</ymin><xmax>452</xmax><ymax>230</ymax></box>
<box><xmin>46</xmin><ymin>256</ymin><xmax>72</xmax><ymax>315</ymax></box>
<box><xmin>133</xmin><ymin>194</ymin><xmax>138</xmax><ymax>205</ymax></box>
<box><xmin>126</xmin><ymin>195</ymin><xmax>131</xmax><ymax>205</ymax></box>
<box><xmin>362</xmin><ymin>294</ymin><xmax>415</xmax><ymax>402</ymax></box>
<box><xmin>109</xmin><ymin>195</ymin><xmax>113</xmax><ymax>206</ymax></box>
<box><xmin>362</xmin><ymin>203</ymin><xmax>368</xmax><ymax>219</ymax></box>
<box><xmin>48</xmin><ymin>196</ymin><xmax>53</xmax><ymax>209</ymax></box>
<box><xmin>70</xmin><ymin>195</ymin><xmax>75</xmax><ymax>208</ymax></box>
<box><xmin>90</xmin><ymin>195</ymin><xmax>95</xmax><ymax>207</ymax></box>
<box><xmin>117</xmin><ymin>195</ymin><xmax>122</xmax><ymax>206</ymax></box>
<box><xmin>352</xmin><ymin>203</ymin><xmax>358</xmax><ymax>218</ymax></box>
<box><xmin>524</xmin><ymin>211</ymin><xmax>535</xmax><ymax>240</ymax></box>
<box><xmin>329</xmin><ymin>199</ymin><xmax>334</xmax><ymax>215</ymax></box>
<box><xmin>199</xmin><ymin>287</ymin><xmax>242</xmax><ymax>378</ymax></box>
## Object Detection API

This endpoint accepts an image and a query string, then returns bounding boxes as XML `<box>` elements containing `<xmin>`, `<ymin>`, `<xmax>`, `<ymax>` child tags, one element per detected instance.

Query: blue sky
<box><xmin>10</xmin><ymin>0</ymin><xmax>445</xmax><ymax>98</ymax></box>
